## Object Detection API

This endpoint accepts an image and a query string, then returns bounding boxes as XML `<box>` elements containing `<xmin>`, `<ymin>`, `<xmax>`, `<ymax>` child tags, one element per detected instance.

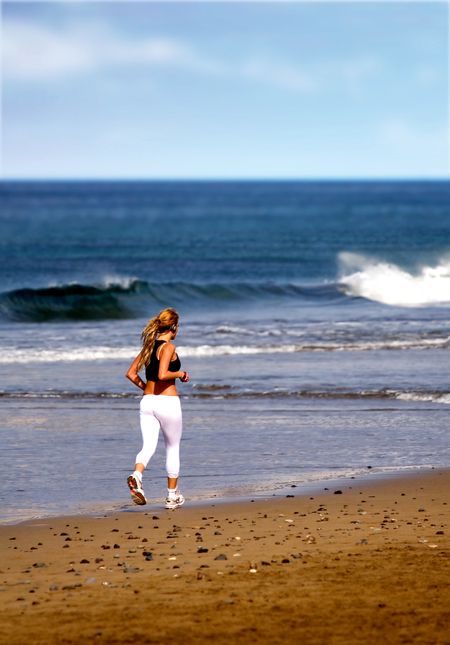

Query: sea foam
<box><xmin>0</xmin><ymin>336</ymin><xmax>448</xmax><ymax>364</ymax></box>
<box><xmin>339</xmin><ymin>252</ymin><xmax>450</xmax><ymax>306</ymax></box>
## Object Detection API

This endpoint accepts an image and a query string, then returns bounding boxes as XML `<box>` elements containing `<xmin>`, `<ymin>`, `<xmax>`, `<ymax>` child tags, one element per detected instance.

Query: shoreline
<box><xmin>1</xmin><ymin>467</ymin><xmax>449</xmax><ymax>643</ymax></box>
<box><xmin>0</xmin><ymin>464</ymin><xmax>441</xmax><ymax>528</ymax></box>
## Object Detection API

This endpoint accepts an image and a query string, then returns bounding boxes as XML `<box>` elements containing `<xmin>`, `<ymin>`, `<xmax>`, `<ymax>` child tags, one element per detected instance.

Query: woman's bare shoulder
<box><xmin>160</xmin><ymin>340</ymin><xmax>176</xmax><ymax>353</ymax></box>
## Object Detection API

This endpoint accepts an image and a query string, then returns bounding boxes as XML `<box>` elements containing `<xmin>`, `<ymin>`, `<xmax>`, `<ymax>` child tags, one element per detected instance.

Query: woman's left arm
<box><xmin>158</xmin><ymin>343</ymin><xmax>188</xmax><ymax>381</ymax></box>
<box><xmin>126</xmin><ymin>352</ymin><xmax>146</xmax><ymax>391</ymax></box>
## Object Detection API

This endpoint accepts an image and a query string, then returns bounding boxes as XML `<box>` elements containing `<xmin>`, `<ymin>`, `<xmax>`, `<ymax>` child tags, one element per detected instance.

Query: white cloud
<box><xmin>3</xmin><ymin>17</ymin><xmax>308</xmax><ymax>90</ymax></box>
<box><xmin>1</xmin><ymin>18</ymin><xmax>200</xmax><ymax>81</ymax></box>
<box><xmin>2</xmin><ymin>16</ymin><xmax>379</xmax><ymax>96</ymax></box>
<box><xmin>2</xmin><ymin>20</ymin><xmax>94</xmax><ymax>79</ymax></box>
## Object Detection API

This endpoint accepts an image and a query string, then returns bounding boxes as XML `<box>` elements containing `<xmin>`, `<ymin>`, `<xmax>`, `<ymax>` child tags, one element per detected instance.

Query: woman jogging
<box><xmin>125</xmin><ymin>307</ymin><xmax>189</xmax><ymax>509</ymax></box>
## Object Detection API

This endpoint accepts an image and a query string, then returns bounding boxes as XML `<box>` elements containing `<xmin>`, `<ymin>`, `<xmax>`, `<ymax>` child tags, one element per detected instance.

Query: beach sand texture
<box><xmin>1</xmin><ymin>469</ymin><xmax>449</xmax><ymax>644</ymax></box>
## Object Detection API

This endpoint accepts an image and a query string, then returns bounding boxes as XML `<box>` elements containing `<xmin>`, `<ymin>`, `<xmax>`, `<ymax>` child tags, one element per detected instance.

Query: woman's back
<box><xmin>145</xmin><ymin>340</ymin><xmax>181</xmax><ymax>383</ymax></box>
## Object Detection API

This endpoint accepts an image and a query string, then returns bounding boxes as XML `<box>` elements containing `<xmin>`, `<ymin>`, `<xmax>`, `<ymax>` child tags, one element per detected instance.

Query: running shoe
<box><xmin>127</xmin><ymin>475</ymin><xmax>147</xmax><ymax>506</ymax></box>
<box><xmin>165</xmin><ymin>492</ymin><xmax>185</xmax><ymax>509</ymax></box>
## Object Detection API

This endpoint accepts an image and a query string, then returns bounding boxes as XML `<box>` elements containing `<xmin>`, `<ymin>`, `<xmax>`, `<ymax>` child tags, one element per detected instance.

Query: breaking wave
<box><xmin>2</xmin><ymin>252</ymin><xmax>450</xmax><ymax>322</ymax></box>
<box><xmin>0</xmin><ymin>281</ymin><xmax>142</xmax><ymax>322</ymax></box>
<box><xmin>0</xmin><ymin>278</ymin><xmax>345</xmax><ymax>322</ymax></box>
<box><xmin>340</xmin><ymin>253</ymin><xmax>450</xmax><ymax>306</ymax></box>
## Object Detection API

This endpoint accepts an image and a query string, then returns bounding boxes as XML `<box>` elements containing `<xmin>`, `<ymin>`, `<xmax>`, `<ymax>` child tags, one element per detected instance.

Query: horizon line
<box><xmin>1</xmin><ymin>176</ymin><xmax>449</xmax><ymax>183</ymax></box>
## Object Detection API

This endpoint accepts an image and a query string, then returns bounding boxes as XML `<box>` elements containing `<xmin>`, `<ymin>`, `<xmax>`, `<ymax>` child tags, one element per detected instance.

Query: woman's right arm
<box><xmin>126</xmin><ymin>353</ymin><xmax>146</xmax><ymax>391</ymax></box>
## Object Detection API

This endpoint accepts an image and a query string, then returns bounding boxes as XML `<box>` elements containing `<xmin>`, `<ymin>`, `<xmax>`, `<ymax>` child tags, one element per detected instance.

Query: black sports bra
<box><xmin>145</xmin><ymin>340</ymin><xmax>181</xmax><ymax>382</ymax></box>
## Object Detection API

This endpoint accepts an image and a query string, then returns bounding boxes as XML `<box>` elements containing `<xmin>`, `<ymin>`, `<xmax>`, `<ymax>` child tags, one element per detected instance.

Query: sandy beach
<box><xmin>1</xmin><ymin>468</ymin><xmax>449</xmax><ymax>644</ymax></box>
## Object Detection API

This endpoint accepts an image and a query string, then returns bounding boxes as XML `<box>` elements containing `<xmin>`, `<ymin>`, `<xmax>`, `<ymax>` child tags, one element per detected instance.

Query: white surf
<box><xmin>339</xmin><ymin>252</ymin><xmax>450</xmax><ymax>306</ymax></box>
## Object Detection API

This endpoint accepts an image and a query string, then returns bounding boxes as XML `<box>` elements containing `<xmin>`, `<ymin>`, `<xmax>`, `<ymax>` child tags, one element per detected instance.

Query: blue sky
<box><xmin>1</xmin><ymin>1</ymin><xmax>448</xmax><ymax>179</ymax></box>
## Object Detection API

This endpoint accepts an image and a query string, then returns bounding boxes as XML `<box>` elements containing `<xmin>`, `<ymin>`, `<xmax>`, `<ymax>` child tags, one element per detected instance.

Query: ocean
<box><xmin>1</xmin><ymin>180</ymin><xmax>449</xmax><ymax>523</ymax></box>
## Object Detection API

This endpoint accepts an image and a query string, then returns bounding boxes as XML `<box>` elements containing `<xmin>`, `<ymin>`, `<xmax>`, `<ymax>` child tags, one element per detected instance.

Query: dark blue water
<box><xmin>1</xmin><ymin>180</ymin><xmax>449</xmax><ymax>522</ymax></box>
<box><xmin>1</xmin><ymin>180</ymin><xmax>449</xmax><ymax>303</ymax></box>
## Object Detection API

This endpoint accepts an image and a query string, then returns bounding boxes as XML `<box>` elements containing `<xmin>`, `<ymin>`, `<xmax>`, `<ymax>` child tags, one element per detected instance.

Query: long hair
<box><xmin>138</xmin><ymin>308</ymin><xmax>179</xmax><ymax>370</ymax></box>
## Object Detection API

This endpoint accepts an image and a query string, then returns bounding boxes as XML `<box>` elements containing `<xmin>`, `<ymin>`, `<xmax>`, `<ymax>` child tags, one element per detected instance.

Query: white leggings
<box><xmin>135</xmin><ymin>395</ymin><xmax>183</xmax><ymax>479</ymax></box>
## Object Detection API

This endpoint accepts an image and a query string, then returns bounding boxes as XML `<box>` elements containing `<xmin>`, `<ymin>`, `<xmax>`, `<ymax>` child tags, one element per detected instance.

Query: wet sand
<box><xmin>1</xmin><ymin>469</ymin><xmax>449</xmax><ymax>644</ymax></box>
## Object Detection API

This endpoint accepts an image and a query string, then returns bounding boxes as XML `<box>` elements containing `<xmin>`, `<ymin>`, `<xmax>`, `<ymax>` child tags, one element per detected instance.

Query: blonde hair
<box><xmin>138</xmin><ymin>308</ymin><xmax>179</xmax><ymax>370</ymax></box>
